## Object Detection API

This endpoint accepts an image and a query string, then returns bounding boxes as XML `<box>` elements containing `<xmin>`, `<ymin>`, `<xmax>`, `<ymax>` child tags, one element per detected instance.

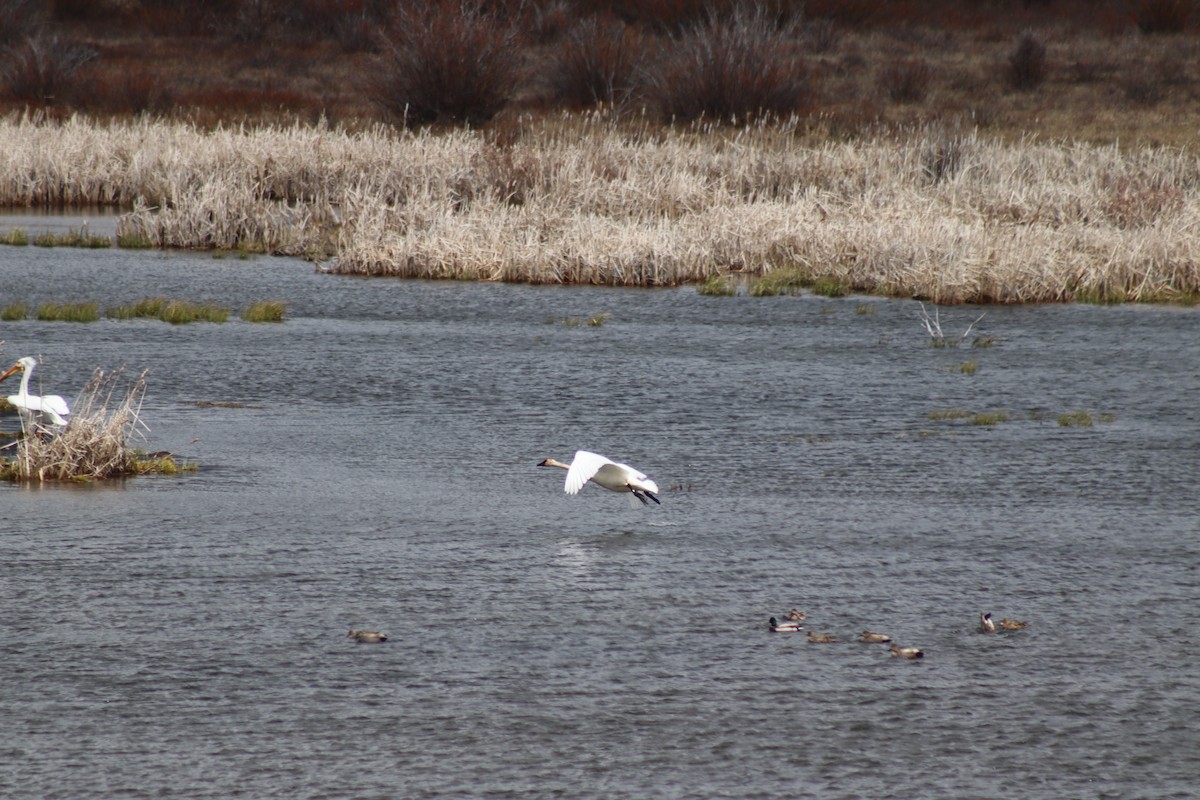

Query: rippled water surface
<box><xmin>1</xmin><ymin>240</ymin><xmax>1197</xmax><ymax>799</ymax></box>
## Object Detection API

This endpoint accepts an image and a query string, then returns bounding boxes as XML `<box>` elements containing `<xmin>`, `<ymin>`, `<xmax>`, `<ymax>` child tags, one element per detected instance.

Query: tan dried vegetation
<box><xmin>1</xmin><ymin>112</ymin><xmax>1199</xmax><ymax>303</ymax></box>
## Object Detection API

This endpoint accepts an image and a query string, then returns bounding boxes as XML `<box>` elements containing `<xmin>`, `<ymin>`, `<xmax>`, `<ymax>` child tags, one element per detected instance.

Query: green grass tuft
<box><xmin>698</xmin><ymin>273</ymin><xmax>737</xmax><ymax>296</ymax></box>
<box><xmin>107</xmin><ymin>296</ymin><xmax>170</xmax><ymax>319</ymax></box>
<box><xmin>1</xmin><ymin>301</ymin><xmax>28</xmax><ymax>321</ymax></box>
<box><xmin>241</xmin><ymin>300</ymin><xmax>286</xmax><ymax>322</ymax></box>
<box><xmin>971</xmin><ymin>411</ymin><xmax>1009</xmax><ymax>425</ymax></box>
<box><xmin>37</xmin><ymin>301</ymin><xmax>100</xmax><ymax>322</ymax></box>
<box><xmin>160</xmin><ymin>300</ymin><xmax>229</xmax><ymax>324</ymax></box>
<box><xmin>0</xmin><ymin>228</ymin><xmax>29</xmax><ymax>246</ymax></box>
<box><xmin>811</xmin><ymin>276</ymin><xmax>851</xmax><ymax>298</ymax></box>
<box><xmin>749</xmin><ymin>267</ymin><xmax>808</xmax><ymax>297</ymax></box>
<box><xmin>928</xmin><ymin>408</ymin><xmax>973</xmax><ymax>420</ymax></box>
<box><xmin>957</xmin><ymin>360</ymin><xmax>978</xmax><ymax>374</ymax></box>
<box><xmin>1057</xmin><ymin>410</ymin><xmax>1093</xmax><ymax>427</ymax></box>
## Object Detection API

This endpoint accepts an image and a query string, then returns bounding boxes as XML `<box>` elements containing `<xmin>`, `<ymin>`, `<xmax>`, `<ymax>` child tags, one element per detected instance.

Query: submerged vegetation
<box><xmin>1</xmin><ymin>114</ymin><xmax>1200</xmax><ymax>303</ymax></box>
<box><xmin>0</xmin><ymin>368</ymin><xmax>190</xmax><ymax>482</ymax></box>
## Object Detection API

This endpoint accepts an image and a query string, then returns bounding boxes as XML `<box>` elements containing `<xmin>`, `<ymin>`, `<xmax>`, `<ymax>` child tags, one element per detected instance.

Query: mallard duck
<box><xmin>806</xmin><ymin>631</ymin><xmax>836</xmax><ymax>643</ymax></box>
<box><xmin>347</xmin><ymin>629</ymin><xmax>388</xmax><ymax>643</ymax></box>
<box><xmin>538</xmin><ymin>450</ymin><xmax>660</xmax><ymax>507</ymax></box>
<box><xmin>890</xmin><ymin>644</ymin><xmax>924</xmax><ymax>659</ymax></box>
<box><xmin>999</xmin><ymin>617</ymin><xmax>1027</xmax><ymax>630</ymax></box>
<box><xmin>860</xmin><ymin>630</ymin><xmax>892</xmax><ymax>643</ymax></box>
<box><xmin>978</xmin><ymin>612</ymin><xmax>996</xmax><ymax>633</ymax></box>
<box><xmin>768</xmin><ymin>616</ymin><xmax>803</xmax><ymax>632</ymax></box>
<box><xmin>786</xmin><ymin>608</ymin><xmax>807</xmax><ymax>621</ymax></box>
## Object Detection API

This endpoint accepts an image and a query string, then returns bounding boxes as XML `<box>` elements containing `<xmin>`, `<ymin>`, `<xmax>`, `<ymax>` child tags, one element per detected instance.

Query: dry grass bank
<box><xmin>1</xmin><ymin>113</ymin><xmax>1198</xmax><ymax>303</ymax></box>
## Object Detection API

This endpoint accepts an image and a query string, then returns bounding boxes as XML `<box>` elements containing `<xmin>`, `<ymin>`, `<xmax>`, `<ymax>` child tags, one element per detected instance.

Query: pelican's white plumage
<box><xmin>538</xmin><ymin>450</ymin><xmax>660</xmax><ymax>507</ymax></box>
<box><xmin>0</xmin><ymin>357</ymin><xmax>70</xmax><ymax>427</ymax></box>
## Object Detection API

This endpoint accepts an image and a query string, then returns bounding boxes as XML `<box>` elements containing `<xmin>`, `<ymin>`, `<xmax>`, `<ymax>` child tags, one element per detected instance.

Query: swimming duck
<box><xmin>860</xmin><ymin>630</ymin><xmax>892</xmax><ymax>643</ymax></box>
<box><xmin>890</xmin><ymin>644</ymin><xmax>924</xmax><ymax>659</ymax></box>
<box><xmin>347</xmin><ymin>629</ymin><xmax>388</xmax><ymax>643</ymax></box>
<box><xmin>999</xmin><ymin>617</ymin><xmax>1027</xmax><ymax>630</ymax></box>
<box><xmin>806</xmin><ymin>631</ymin><xmax>836</xmax><ymax>643</ymax></box>
<box><xmin>786</xmin><ymin>608</ymin><xmax>806</xmax><ymax>621</ymax></box>
<box><xmin>768</xmin><ymin>616</ymin><xmax>803</xmax><ymax>632</ymax></box>
<box><xmin>979</xmin><ymin>612</ymin><xmax>997</xmax><ymax>633</ymax></box>
<box><xmin>538</xmin><ymin>450</ymin><xmax>660</xmax><ymax>507</ymax></box>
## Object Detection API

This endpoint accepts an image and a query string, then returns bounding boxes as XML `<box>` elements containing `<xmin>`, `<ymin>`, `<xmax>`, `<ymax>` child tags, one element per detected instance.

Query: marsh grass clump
<box><xmin>0</xmin><ymin>368</ymin><xmax>156</xmax><ymax>482</ymax></box>
<box><xmin>1058</xmin><ymin>410</ymin><xmax>1094</xmax><ymax>427</ymax></box>
<box><xmin>161</xmin><ymin>300</ymin><xmax>229</xmax><ymax>324</ymax></box>
<box><xmin>698</xmin><ymin>273</ymin><xmax>737</xmax><ymax>296</ymax></box>
<box><xmin>811</xmin><ymin>276</ymin><xmax>851</xmax><ymax>298</ymax></box>
<box><xmin>130</xmin><ymin>450</ymin><xmax>198</xmax><ymax>475</ymax></box>
<box><xmin>0</xmin><ymin>228</ymin><xmax>29</xmax><ymax>246</ymax></box>
<box><xmin>971</xmin><ymin>411</ymin><xmax>1009</xmax><ymax>426</ymax></box>
<box><xmin>32</xmin><ymin>231</ymin><xmax>59</xmax><ymax>247</ymax></box>
<box><xmin>928</xmin><ymin>409</ymin><xmax>973</xmax><ymax>421</ymax></box>
<box><xmin>241</xmin><ymin>300</ymin><xmax>286</xmax><ymax>322</ymax></box>
<box><xmin>56</xmin><ymin>228</ymin><xmax>112</xmax><ymax>248</ymax></box>
<box><xmin>37</xmin><ymin>301</ymin><xmax>100</xmax><ymax>322</ymax></box>
<box><xmin>750</xmin><ymin>267</ymin><xmax>809</xmax><ymax>297</ymax></box>
<box><xmin>106</xmin><ymin>296</ymin><xmax>170</xmax><ymax>320</ymax></box>
<box><xmin>957</xmin><ymin>360</ymin><xmax>978</xmax><ymax>375</ymax></box>
<box><xmin>1</xmin><ymin>301</ymin><xmax>28</xmax><ymax>321</ymax></box>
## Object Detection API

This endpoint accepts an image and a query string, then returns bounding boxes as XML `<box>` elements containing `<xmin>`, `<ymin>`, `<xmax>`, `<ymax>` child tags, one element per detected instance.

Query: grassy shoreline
<box><xmin>1</xmin><ymin>113</ymin><xmax>1198</xmax><ymax>303</ymax></box>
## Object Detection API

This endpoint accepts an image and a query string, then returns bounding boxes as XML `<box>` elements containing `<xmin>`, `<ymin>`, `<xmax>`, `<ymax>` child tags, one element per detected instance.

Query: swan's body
<box><xmin>860</xmin><ymin>630</ymin><xmax>892</xmax><ymax>643</ymax></box>
<box><xmin>890</xmin><ymin>644</ymin><xmax>925</xmax><ymax>659</ymax></box>
<box><xmin>347</xmin><ymin>629</ymin><xmax>388</xmax><ymax>643</ymax></box>
<box><xmin>979</xmin><ymin>612</ymin><xmax>997</xmax><ymax>633</ymax></box>
<box><xmin>0</xmin><ymin>357</ymin><xmax>70</xmax><ymax>427</ymax></box>
<box><xmin>807</xmin><ymin>631</ymin><xmax>836</xmax><ymax>643</ymax></box>
<box><xmin>538</xmin><ymin>450</ymin><xmax>660</xmax><ymax>507</ymax></box>
<box><xmin>769</xmin><ymin>616</ymin><xmax>803</xmax><ymax>632</ymax></box>
<box><xmin>999</xmin><ymin>617</ymin><xmax>1027</xmax><ymax>630</ymax></box>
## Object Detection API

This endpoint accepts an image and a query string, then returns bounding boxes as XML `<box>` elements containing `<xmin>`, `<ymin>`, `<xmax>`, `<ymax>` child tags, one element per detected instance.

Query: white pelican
<box><xmin>768</xmin><ymin>616</ymin><xmax>803</xmax><ymax>632</ymax></box>
<box><xmin>0</xmin><ymin>356</ymin><xmax>70</xmax><ymax>427</ymax></box>
<box><xmin>890</xmin><ymin>644</ymin><xmax>925</xmax><ymax>659</ymax></box>
<box><xmin>347</xmin><ymin>629</ymin><xmax>388</xmax><ymax>643</ymax></box>
<box><xmin>979</xmin><ymin>612</ymin><xmax>997</xmax><ymax>633</ymax></box>
<box><xmin>537</xmin><ymin>450</ymin><xmax>660</xmax><ymax>507</ymax></box>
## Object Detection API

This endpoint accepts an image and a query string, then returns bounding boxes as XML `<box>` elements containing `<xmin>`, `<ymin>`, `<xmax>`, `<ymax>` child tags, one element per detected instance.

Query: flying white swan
<box><xmin>538</xmin><ymin>450</ymin><xmax>661</xmax><ymax>507</ymax></box>
<box><xmin>0</xmin><ymin>356</ymin><xmax>71</xmax><ymax>427</ymax></box>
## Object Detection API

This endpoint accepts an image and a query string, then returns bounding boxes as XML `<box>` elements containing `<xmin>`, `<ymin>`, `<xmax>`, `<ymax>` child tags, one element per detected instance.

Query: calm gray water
<box><xmin>1</xmin><ymin>238</ymin><xmax>1197</xmax><ymax>799</ymax></box>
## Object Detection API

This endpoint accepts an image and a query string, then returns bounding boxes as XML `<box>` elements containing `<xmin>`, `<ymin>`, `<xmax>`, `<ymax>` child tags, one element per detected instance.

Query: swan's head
<box><xmin>0</xmin><ymin>357</ymin><xmax>34</xmax><ymax>382</ymax></box>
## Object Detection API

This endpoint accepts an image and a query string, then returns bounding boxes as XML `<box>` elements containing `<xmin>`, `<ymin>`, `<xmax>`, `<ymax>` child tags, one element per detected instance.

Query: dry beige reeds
<box><xmin>2</xmin><ymin>367</ymin><xmax>148</xmax><ymax>482</ymax></box>
<box><xmin>1</xmin><ymin>113</ymin><xmax>1198</xmax><ymax>302</ymax></box>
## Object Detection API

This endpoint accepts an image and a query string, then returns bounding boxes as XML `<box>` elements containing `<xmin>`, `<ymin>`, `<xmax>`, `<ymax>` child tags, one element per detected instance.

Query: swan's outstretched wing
<box><xmin>563</xmin><ymin>450</ymin><xmax>613</xmax><ymax>494</ymax></box>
